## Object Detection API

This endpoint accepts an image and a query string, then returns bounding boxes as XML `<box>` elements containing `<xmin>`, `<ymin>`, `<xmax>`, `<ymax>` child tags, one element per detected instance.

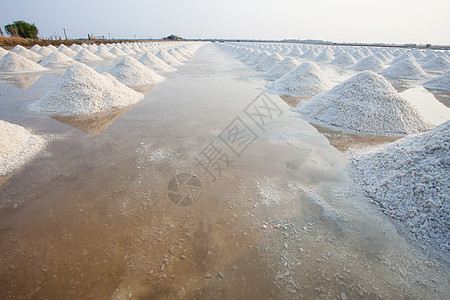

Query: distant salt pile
<box><xmin>351</xmin><ymin>55</ymin><xmax>385</xmax><ymax>72</ymax></box>
<box><xmin>94</xmin><ymin>47</ymin><xmax>117</xmax><ymax>59</ymax></box>
<box><xmin>330</xmin><ymin>52</ymin><xmax>357</xmax><ymax>66</ymax></box>
<box><xmin>267</xmin><ymin>62</ymin><xmax>333</xmax><ymax>97</ymax></box>
<box><xmin>315</xmin><ymin>49</ymin><xmax>334</xmax><ymax>62</ymax></box>
<box><xmin>419</xmin><ymin>53</ymin><xmax>438</xmax><ymax>64</ymax></box>
<box><xmin>58</xmin><ymin>45</ymin><xmax>78</xmax><ymax>58</ymax></box>
<box><xmin>301</xmin><ymin>49</ymin><xmax>317</xmax><ymax>59</ymax></box>
<box><xmin>0</xmin><ymin>120</ymin><xmax>47</xmax><ymax>177</ymax></box>
<box><xmin>350</xmin><ymin>49</ymin><xmax>365</xmax><ymax>61</ymax></box>
<box><xmin>40</xmin><ymin>51</ymin><xmax>74</xmax><ymax>67</ymax></box>
<box><xmin>350</xmin><ymin>120</ymin><xmax>449</xmax><ymax>256</ymax></box>
<box><xmin>255</xmin><ymin>53</ymin><xmax>283</xmax><ymax>72</ymax></box>
<box><xmin>121</xmin><ymin>45</ymin><xmax>136</xmax><ymax>55</ymax></box>
<box><xmin>156</xmin><ymin>50</ymin><xmax>183</xmax><ymax>66</ymax></box>
<box><xmin>0</xmin><ymin>47</ymin><xmax>8</xmax><ymax>59</ymax></box>
<box><xmin>374</xmin><ymin>52</ymin><xmax>390</xmax><ymax>63</ymax></box>
<box><xmin>242</xmin><ymin>49</ymin><xmax>260</xmax><ymax>63</ymax></box>
<box><xmin>11</xmin><ymin>45</ymin><xmax>42</xmax><ymax>62</ymax></box>
<box><xmin>109</xmin><ymin>56</ymin><xmax>166</xmax><ymax>88</ymax></box>
<box><xmin>138</xmin><ymin>53</ymin><xmax>176</xmax><ymax>73</ymax></box>
<box><xmin>27</xmin><ymin>62</ymin><xmax>144</xmax><ymax>116</ymax></box>
<box><xmin>421</xmin><ymin>57</ymin><xmax>450</xmax><ymax>72</ymax></box>
<box><xmin>390</xmin><ymin>53</ymin><xmax>415</xmax><ymax>65</ymax></box>
<box><xmin>264</xmin><ymin>57</ymin><xmax>299</xmax><ymax>81</ymax></box>
<box><xmin>409</xmin><ymin>49</ymin><xmax>426</xmax><ymax>60</ymax></box>
<box><xmin>167</xmin><ymin>49</ymin><xmax>187</xmax><ymax>62</ymax></box>
<box><xmin>110</xmin><ymin>47</ymin><xmax>127</xmax><ymax>56</ymax></box>
<box><xmin>423</xmin><ymin>71</ymin><xmax>450</xmax><ymax>91</ymax></box>
<box><xmin>30</xmin><ymin>45</ymin><xmax>41</xmax><ymax>53</ymax></box>
<box><xmin>296</xmin><ymin>71</ymin><xmax>432</xmax><ymax>135</ymax></box>
<box><xmin>288</xmin><ymin>47</ymin><xmax>303</xmax><ymax>57</ymax></box>
<box><xmin>74</xmin><ymin>49</ymin><xmax>102</xmax><ymax>62</ymax></box>
<box><xmin>248</xmin><ymin>51</ymin><xmax>270</xmax><ymax>66</ymax></box>
<box><xmin>70</xmin><ymin>44</ymin><xmax>84</xmax><ymax>52</ymax></box>
<box><xmin>380</xmin><ymin>58</ymin><xmax>428</xmax><ymax>80</ymax></box>
<box><xmin>37</xmin><ymin>47</ymin><xmax>53</xmax><ymax>57</ymax></box>
<box><xmin>0</xmin><ymin>52</ymin><xmax>47</xmax><ymax>73</ymax></box>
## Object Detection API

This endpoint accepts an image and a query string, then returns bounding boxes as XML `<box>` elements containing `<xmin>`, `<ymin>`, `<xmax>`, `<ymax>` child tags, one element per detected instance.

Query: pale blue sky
<box><xmin>1</xmin><ymin>0</ymin><xmax>449</xmax><ymax>44</ymax></box>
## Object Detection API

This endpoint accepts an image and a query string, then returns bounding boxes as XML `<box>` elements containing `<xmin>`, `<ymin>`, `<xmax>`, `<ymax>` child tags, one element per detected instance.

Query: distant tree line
<box><xmin>4</xmin><ymin>20</ymin><xmax>39</xmax><ymax>39</ymax></box>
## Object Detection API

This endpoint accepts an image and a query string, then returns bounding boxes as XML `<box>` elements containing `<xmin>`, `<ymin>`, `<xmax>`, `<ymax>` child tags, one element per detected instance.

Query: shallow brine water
<box><xmin>0</xmin><ymin>44</ymin><xmax>448</xmax><ymax>299</ymax></box>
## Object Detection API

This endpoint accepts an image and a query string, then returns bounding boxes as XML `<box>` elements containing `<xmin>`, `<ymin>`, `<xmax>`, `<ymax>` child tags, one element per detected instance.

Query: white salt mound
<box><xmin>94</xmin><ymin>48</ymin><xmax>117</xmax><ymax>59</ymax></box>
<box><xmin>0</xmin><ymin>52</ymin><xmax>47</xmax><ymax>73</ymax></box>
<box><xmin>109</xmin><ymin>56</ymin><xmax>166</xmax><ymax>87</ymax></box>
<box><xmin>58</xmin><ymin>45</ymin><xmax>78</xmax><ymax>58</ymax></box>
<box><xmin>264</xmin><ymin>57</ymin><xmax>300</xmax><ymax>81</ymax></box>
<box><xmin>254</xmin><ymin>53</ymin><xmax>283</xmax><ymax>72</ymax></box>
<box><xmin>350</xmin><ymin>120</ymin><xmax>450</xmax><ymax>258</ymax></box>
<box><xmin>351</xmin><ymin>55</ymin><xmax>385</xmax><ymax>72</ymax></box>
<box><xmin>11</xmin><ymin>45</ymin><xmax>42</xmax><ymax>62</ymax></box>
<box><xmin>267</xmin><ymin>62</ymin><xmax>333</xmax><ymax>97</ymax></box>
<box><xmin>296</xmin><ymin>71</ymin><xmax>432</xmax><ymax>135</ymax></box>
<box><xmin>110</xmin><ymin>47</ymin><xmax>127</xmax><ymax>56</ymax></box>
<box><xmin>380</xmin><ymin>58</ymin><xmax>428</xmax><ymax>80</ymax></box>
<box><xmin>37</xmin><ymin>47</ymin><xmax>53</xmax><ymax>57</ymax></box>
<box><xmin>167</xmin><ymin>49</ymin><xmax>187</xmax><ymax>62</ymax></box>
<box><xmin>138</xmin><ymin>53</ymin><xmax>176</xmax><ymax>73</ymax></box>
<box><xmin>423</xmin><ymin>71</ymin><xmax>450</xmax><ymax>91</ymax></box>
<box><xmin>0</xmin><ymin>47</ymin><xmax>8</xmax><ymax>58</ymax></box>
<box><xmin>40</xmin><ymin>51</ymin><xmax>74</xmax><ymax>67</ymax></box>
<box><xmin>0</xmin><ymin>120</ymin><xmax>47</xmax><ymax>177</ymax></box>
<box><xmin>421</xmin><ymin>57</ymin><xmax>450</xmax><ymax>72</ymax></box>
<box><xmin>27</xmin><ymin>62</ymin><xmax>144</xmax><ymax>116</ymax></box>
<box><xmin>74</xmin><ymin>49</ymin><xmax>102</xmax><ymax>62</ymax></box>
<box><xmin>156</xmin><ymin>50</ymin><xmax>183</xmax><ymax>66</ymax></box>
<box><xmin>315</xmin><ymin>49</ymin><xmax>334</xmax><ymax>62</ymax></box>
<box><xmin>330</xmin><ymin>52</ymin><xmax>357</xmax><ymax>66</ymax></box>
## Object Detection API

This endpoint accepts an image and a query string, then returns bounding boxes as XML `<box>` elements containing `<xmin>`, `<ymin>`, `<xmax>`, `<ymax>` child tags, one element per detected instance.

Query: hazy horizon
<box><xmin>1</xmin><ymin>0</ymin><xmax>449</xmax><ymax>45</ymax></box>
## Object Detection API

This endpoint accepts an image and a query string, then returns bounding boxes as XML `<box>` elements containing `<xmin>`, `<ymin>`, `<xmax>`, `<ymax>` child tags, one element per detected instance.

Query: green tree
<box><xmin>5</xmin><ymin>21</ymin><xmax>39</xmax><ymax>39</ymax></box>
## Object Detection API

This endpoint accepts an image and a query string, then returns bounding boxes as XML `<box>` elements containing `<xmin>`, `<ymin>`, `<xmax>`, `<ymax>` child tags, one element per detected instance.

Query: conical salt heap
<box><xmin>0</xmin><ymin>47</ymin><xmax>8</xmax><ymax>59</ymax></box>
<box><xmin>0</xmin><ymin>119</ymin><xmax>47</xmax><ymax>177</ymax></box>
<box><xmin>349</xmin><ymin>120</ymin><xmax>449</xmax><ymax>256</ymax></box>
<box><xmin>138</xmin><ymin>53</ymin><xmax>176</xmax><ymax>73</ymax></box>
<box><xmin>27</xmin><ymin>62</ymin><xmax>144</xmax><ymax>116</ymax></box>
<box><xmin>330</xmin><ymin>52</ymin><xmax>357</xmax><ymax>66</ymax></box>
<box><xmin>94</xmin><ymin>47</ymin><xmax>117</xmax><ymax>59</ymax></box>
<box><xmin>37</xmin><ymin>47</ymin><xmax>53</xmax><ymax>57</ymax></box>
<box><xmin>109</xmin><ymin>56</ymin><xmax>166</xmax><ymax>88</ymax></box>
<box><xmin>40</xmin><ymin>51</ymin><xmax>74</xmax><ymax>67</ymax></box>
<box><xmin>351</xmin><ymin>55</ymin><xmax>385</xmax><ymax>72</ymax></box>
<box><xmin>301</xmin><ymin>48</ymin><xmax>318</xmax><ymax>59</ymax></box>
<box><xmin>315</xmin><ymin>49</ymin><xmax>335</xmax><ymax>62</ymax></box>
<box><xmin>11</xmin><ymin>45</ymin><xmax>42</xmax><ymax>62</ymax></box>
<box><xmin>267</xmin><ymin>62</ymin><xmax>333</xmax><ymax>97</ymax></box>
<box><xmin>58</xmin><ymin>45</ymin><xmax>78</xmax><ymax>58</ymax></box>
<box><xmin>264</xmin><ymin>57</ymin><xmax>300</xmax><ymax>81</ymax></box>
<box><xmin>110</xmin><ymin>47</ymin><xmax>127</xmax><ymax>56</ymax></box>
<box><xmin>379</xmin><ymin>58</ymin><xmax>428</xmax><ymax>80</ymax></box>
<box><xmin>0</xmin><ymin>52</ymin><xmax>47</xmax><ymax>73</ymax></box>
<box><xmin>255</xmin><ymin>53</ymin><xmax>283</xmax><ymax>72</ymax></box>
<box><xmin>423</xmin><ymin>71</ymin><xmax>450</xmax><ymax>91</ymax></box>
<box><xmin>167</xmin><ymin>49</ymin><xmax>187</xmax><ymax>62</ymax></box>
<box><xmin>247</xmin><ymin>51</ymin><xmax>270</xmax><ymax>66</ymax></box>
<box><xmin>74</xmin><ymin>49</ymin><xmax>102</xmax><ymax>62</ymax></box>
<box><xmin>422</xmin><ymin>57</ymin><xmax>450</xmax><ymax>72</ymax></box>
<box><xmin>156</xmin><ymin>50</ymin><xmax>183</xmax><ymax>66</ymax></box>
<box><xmin>296</xmin><ymin>71</ymin><xmax>432</xmax><ymax>135</ymax></box>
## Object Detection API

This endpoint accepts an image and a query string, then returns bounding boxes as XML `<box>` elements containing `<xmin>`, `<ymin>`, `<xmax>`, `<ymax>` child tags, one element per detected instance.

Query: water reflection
<box><xmin>132</xmin><ymin>84</ymin><xmax>156</xmax><ymax>94</ymax></box>
<box><xmin>279</xmin><ymin>95</ymin><xmax>309</xmax><ymax>107</ymax></box>
<box><xmin>0</xmin><ymin>73</ymin><xmax>41</xmax><ymax>90</ymax></box>
<box><xmin>51</xmin><ymin>106</ymin><xmax>133</xmax><ymax>136</ymax></box>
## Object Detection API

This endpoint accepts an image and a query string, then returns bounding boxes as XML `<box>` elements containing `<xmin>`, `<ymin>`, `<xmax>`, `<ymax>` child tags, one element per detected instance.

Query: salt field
<box><xmin>0</xmin><ymin>41</ymin><xmax>449</xmax><ymax>299</ymax></box>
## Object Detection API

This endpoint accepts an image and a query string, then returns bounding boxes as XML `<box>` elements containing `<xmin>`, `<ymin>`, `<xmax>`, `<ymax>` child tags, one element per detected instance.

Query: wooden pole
<box><xmin>63</xmin><ymin>28</ymin><xmax>68</xmax><ymax>40</ymax></box>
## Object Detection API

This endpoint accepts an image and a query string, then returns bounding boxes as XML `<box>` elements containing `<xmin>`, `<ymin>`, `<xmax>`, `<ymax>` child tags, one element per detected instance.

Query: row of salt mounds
<box><xmin>330</xmin><ymin>52</ymin><xmax>357</xmax><ymax>66</ymax></box>
<box><xmin>74</xmin><ymin>49</ymin><xmax>102</xmax><ymax>63</ymax></box>
<box><xmin>58</xmin><ymin>44</ymin><xmax>78</xmax><ymax>58</ymax></box>
<box><xmin>10</xmin><ymin>45</ymin><xmax>42</xmax><ymax>62</ymax></box>
<box><xmin>296</xmin><ymin>72</ymin><xmax>432</xmax><ymax>135</ymax></box>
<box><xmin>0</xmin><ymin>47</ymin><xmax>8</xmax><ymax>59</ymax></box>
<box><xmin>351</xmin><ymin>55</ymin><xmax>385</xmax><ymax>72</ymax></box>
<box><xmin>109</xmin><ymin>56</ymin><xmax>166</xmax><ymax>88</ymax></box>
<box><xmin>266</xmin><ymin>62</ymin><xmax>333</xmax><ymax>97</ymax></box>
<box><xmin>138</xmin><ymin>53</ymin><xmax>176</xmax><ymax>73</ymax></box>
<box><xmin>254</xmin><ymin>53</ymin><xmax>283</xmax><ymax>72</ymax></box>
<box><xmin>95</xmin><ymin>47</ymin><xmax>117</xmax><ymax>60</ymax></box>
<box><xmin>40</xmin><ymin>51</ymin><xmax>74</xmax><ymax>67</ymax></box>
<box><xmin>0</xmin><ymin>52</ymin><xmax>47</xmax><ymax>73</ymax></box>
<box><xmin>423</xmin><ymin>71</ymin><xmax>450</xmax><ymax>91</ymax></box>
<box><xmin>380</xmin><ymin>58</ymin><xmax>428</xmax><ymax>80</ymax></box>
<box><xmin>421</xmin><ymin>56</ymin><xmax>450</xmax><ymax>72</ymax></box>
<box><xmin>27</xmin><ymin>62</ymin><xmax>144</xmax><ymax>116</ymax></box>
<box><xmin>0</xmin><ymin>120</ymin><xmax>47</xmax><ymax>177</ymax></box>
<box><xmin>264</xmin><ymin>57</ymin><xmax>299</xmax><ymax>81</ymax></box>
<box><xmin>349</xmin><ymin>120</ymin><xmax>449</xmax><ymax>259</ymax></box>
<box><xmin>156</xmin><ymin>50</ymin><xmax>183</xmax><ymax>66</ymax></box>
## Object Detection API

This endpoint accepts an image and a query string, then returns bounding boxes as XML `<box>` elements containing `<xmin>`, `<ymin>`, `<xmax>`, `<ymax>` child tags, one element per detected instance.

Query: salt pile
<box><xmin>390</xmin><ymin>53</ymin><xmax>415</xmax><ymax>65</ymax></box>
<box><xmin>267</xmin><ymin>62</ymin><xmax>333</xmax><ymax>97</ymax></box>
<box><xmin>263</xmin><ymin>57</ymin><xmax>299</xmax><ymax>81</ymax></box>
<box><xmin>30</xmin><ymin>44</ymin><xmax>41</xmax><ymax>52</ymax></box>
<box><xmin>0</xmin><ymin>52</ymin><xmax>47</xmax><ymax>73</ymax></box>
<box><xmin>94</xmin><ymin>47</ymin><xmax>117</xmax><ymax>59</ymax></box>
<box><xmin>315</xmin><ymin>49</ymin><xmax>334</xmax><ymax>61</ymax></box>
<box><xmin>288</xmin><ymin>47</ymin><xmax>303</xmax><ymax>57</ymax></box>
<box><xmin>351</xmin><ymin>55</ymin><xmax>385</xmax><ymax>71</ymax></box>
<box><xmin>58</xmin><ymin>45</ymin><xmax>78</xmax><ymax>58</ymax></box>
<box><xmin>349</xmin><ymin>120</ymin><xmax>449</xmax><ymax>257</ymax></box>
<box><xmin>330</xmin><ymin>52</ymin><xmax>357</xmax><ymax>66</ymax></box>
<box><xmin>138</xmin><ymin>53</ymin><xmax>176</xmax><ymax>73</ymax></box>
<box><xmin>248</xmin><ymin>51</ymin><xmax>270</xmax><ymax>66</ymax></box>
<box><xmin>421</xmin><ymin>57</ymin><xmax>450</xmax><ymax>72</ymax></box>
<box><xmin>121</xmin><ymin>45</ymin><xmax>136</xmax><ymax>55</ymax></box>
<box><xmin>380</xmin><ymin>58</ymin><xmax>428</xmax><ymax>80</ymax></box>
<box><xmin>156</xmin><ymin>50</ymin><xmax>183</xmax><ymax>66</ymax></box>
<box><xmin>254</xmin><ymin>53</ymin><xmax>283</xmax><ymax>71</ymax></box>
<box><xmin>0</xmin><ymin>47</ymin><xmax>8</xmax><ymax>59</ymax></box>
<box><xmin>110</xmin><ymin>47</ymin><xmax>127</xmax><ymax>56</ymax></box>
<box><xmin>11</xmin><ymin>45</ymin><xmax>42</xmax><ymax>62</ymax></box>
<box><xmin>423</xmin><ymin>71</ymin><xmax>450</xmax><ymax>91</ymax></box>
<box><xmin>74</xmin><ymin>49</ymin><xmax>102</xmax><ymax>62</ymax></box>
<box><xmin>296</xmin><ymin>71</ymin><xmax>432</xmax><ymax>135</ymax></box>
<box><xmin>37</xmin><ymin>47</ymin><xmax>53</xmax><ymax>57</ymax></box>
<box><xmin>27</xmin><ymin>62</ymin><xmax>144</xmax><ymax>116</ymax></box>
<box><xmin>0</xmin><ymin>119</ymin><xmax>47</xmax><ymax>177</ymax></box>
<box><xmin>40</xmin><ymin>51</ymin><xmax>74</xmax><ymax>67</ymax></box>
<box><xmin>419</xmin><ymin>53</ymin><xmax>438</xmax><ymax>64</ymax></box>
<box><xmin>109</xmin><ymin>56</ymin><xmax>166</xmax><ymax>87</ymax></box>
<box><xmin>167</xmin><ymin>49</ymin><xmax>187</xmax><ymax>62</ymax></box>
<box><xmin>301</xmin><ymin>49</ymin><xmax>317</xmax><ymax>59</ymax></box>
